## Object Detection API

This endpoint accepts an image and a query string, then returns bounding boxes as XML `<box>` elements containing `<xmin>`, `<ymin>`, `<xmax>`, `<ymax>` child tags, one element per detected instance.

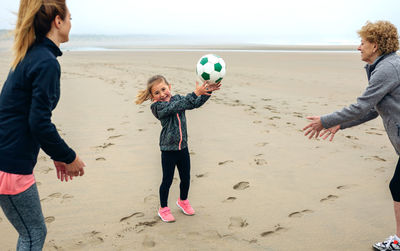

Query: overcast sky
<box><xmin>1</xmin><ymin>0</ymin><xmax>399</xmax><ymax>44</ymax></box>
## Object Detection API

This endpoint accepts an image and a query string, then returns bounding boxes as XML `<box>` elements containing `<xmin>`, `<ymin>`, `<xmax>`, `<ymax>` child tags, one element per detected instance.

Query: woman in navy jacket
<box><xmin>0</xmin><ymin>0</ymin><xmax>85</xmax><ymax>250</ymax></box>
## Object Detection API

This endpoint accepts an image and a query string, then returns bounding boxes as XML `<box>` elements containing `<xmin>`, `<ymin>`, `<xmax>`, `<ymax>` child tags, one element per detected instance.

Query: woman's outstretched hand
<box><xmin>194</xmin><ymin>81</ymin><xmax>221</xmax><ymax>96</ymax></box>
<box><xmin>303</xmin><ymin>116</ymin><xmax>324</xmax><ymax>139</ymax></box>
<box><xmin>320</xmin><ymin>125</ymin><xmax>340</xmax><ymax>141</ymax></box>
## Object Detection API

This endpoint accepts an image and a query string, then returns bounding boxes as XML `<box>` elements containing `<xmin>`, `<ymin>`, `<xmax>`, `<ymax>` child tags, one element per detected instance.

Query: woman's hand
<box><xmin>65</xmin><ymin>155</ymin><xmax>85</xmax><ymax>177</ymax></box>
<box><xmin>303</xmin><ymin>116</ymin><xmax>324</xmax><ymax>139</ymax></box>
<box><xmin>320</xmin><ymin>125</ymin><xmax>341</xmax><ymax>141</ymax></box>
<box><xmin>54</xmin><ymin>160</ymin><xmax>72</xmax><ymax>182</ymax></box>
<box><xmin>194</xmin><ymin>81</ymin><xmax>221</xmax><ymax>96</ymax></box>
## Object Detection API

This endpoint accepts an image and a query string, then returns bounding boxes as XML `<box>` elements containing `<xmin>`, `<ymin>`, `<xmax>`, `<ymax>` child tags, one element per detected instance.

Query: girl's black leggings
<box><xmin>159</xmin><ymin>147</ymin><xmax>191</xmax><ymax>208</ymax></box>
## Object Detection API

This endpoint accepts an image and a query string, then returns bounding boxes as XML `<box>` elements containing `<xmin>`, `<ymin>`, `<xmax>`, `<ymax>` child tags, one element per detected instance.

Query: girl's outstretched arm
<box><xmin>151</xmin><ymin>82</ymin><xmax>221</xmax><ymax>119</ymax></box>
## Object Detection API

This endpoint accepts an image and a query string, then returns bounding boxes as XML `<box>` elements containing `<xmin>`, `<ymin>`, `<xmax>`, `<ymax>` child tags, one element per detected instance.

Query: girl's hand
<box><xmin>194</xmin><ymin>81</ymin><xmax>221</xmax><ymax>96</ymax></box>
<box><xmin>303</xmin><ymin>116</ymin><xmax>324</xmax><ymax>139</ymax></box>
<box><xmin>206</xmin><ymin>82</ymin><xmax>222</xmax><ymax>92</ymax></box>
<box><xmin>320</xmin><ymin>125</ymin><xmax>340</xmax><ymax>141</ymax></box>
<box><xmin>194</xmin><ymin>81</ymin><xmax>210</xmax><ymax>96</ymax></box>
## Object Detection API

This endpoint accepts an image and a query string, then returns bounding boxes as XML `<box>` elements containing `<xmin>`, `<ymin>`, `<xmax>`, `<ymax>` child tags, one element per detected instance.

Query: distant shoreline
<box><xmin>0</xmin><ymin>30</ymin><xmax>359</xmax><ymax>52</ymax></box>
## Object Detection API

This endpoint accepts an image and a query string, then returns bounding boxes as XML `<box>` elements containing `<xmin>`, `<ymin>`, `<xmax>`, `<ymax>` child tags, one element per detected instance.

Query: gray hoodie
<box><xmin>151</xmin><ymin>92</ymin><xmax>210</xmax><ymax>151</ymax></box>
<box><xmin>321</xmin><ymin>52</ymin><xmax>400</xmax><ymax>155</ymax></box>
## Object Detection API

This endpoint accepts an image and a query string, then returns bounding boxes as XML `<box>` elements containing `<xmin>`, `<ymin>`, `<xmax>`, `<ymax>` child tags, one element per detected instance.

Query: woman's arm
<box><xmin>28</xmin><ymin>59</ymin><xmax>76</xmax><ymax>164</ymax></box>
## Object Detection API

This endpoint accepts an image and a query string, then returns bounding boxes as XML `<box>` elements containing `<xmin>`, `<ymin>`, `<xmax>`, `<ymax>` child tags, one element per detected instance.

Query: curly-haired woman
<box><xmin>0</xmin><ymin>0</ymin><xmax>85</xmax><ymax>250</ymax></box>
<box><xmin>303</xmin><ymin>21</ymin><xmax>400</xmax><ymax>251</ymax></box>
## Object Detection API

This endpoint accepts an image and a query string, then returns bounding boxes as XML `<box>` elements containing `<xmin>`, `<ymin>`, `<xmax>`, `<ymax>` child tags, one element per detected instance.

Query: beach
<box><xmin>0</xmin><ymin>48</ymin><xmax>396</xmax><ymax>250</ymax></box>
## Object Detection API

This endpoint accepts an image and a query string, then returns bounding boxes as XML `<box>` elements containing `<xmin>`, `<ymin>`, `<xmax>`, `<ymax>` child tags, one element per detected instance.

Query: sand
<box><xmin>0</xmin><ymin>48</ymin><xmax>396</xmax><ymax>250</ymax></box>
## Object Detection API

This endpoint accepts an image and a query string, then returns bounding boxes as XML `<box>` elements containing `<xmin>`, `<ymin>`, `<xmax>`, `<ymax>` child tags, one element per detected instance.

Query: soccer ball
<box><xmin>196</xmin><ymin>54</ymin><xmax>226</xmax><ymax>84</ymax></box>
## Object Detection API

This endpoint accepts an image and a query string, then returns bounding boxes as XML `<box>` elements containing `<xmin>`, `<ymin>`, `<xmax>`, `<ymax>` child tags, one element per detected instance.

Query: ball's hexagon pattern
<box><xmin>196</xmin><ymin>54</ymin><xmax>226</xmax><ymax>83</ymax></box>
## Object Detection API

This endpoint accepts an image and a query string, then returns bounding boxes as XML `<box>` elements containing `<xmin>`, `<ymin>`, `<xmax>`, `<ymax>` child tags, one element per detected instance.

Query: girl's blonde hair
<box><xmin>358</xmin><ymin>20</ymin><xmax>399</xmax><ymax>55</ymax></box>
<box><xmin>12</xmin><ymin>0</ymin><xmax>67</xmax><ymax>70</ymax></box>
<box><xmin>136</xmin><ymin>75</ymin><xmax>169</xmax><ymax>104</ymax></box>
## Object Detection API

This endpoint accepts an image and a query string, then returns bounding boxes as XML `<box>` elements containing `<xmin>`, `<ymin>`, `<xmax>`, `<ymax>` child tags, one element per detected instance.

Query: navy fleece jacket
<box><xmin>0</xmin><ymin>37</ymin><xmax>75</xmax><ymax>174</ymax></box>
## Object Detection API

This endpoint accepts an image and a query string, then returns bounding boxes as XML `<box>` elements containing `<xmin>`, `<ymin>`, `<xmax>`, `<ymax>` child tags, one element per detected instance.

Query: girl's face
<box><xmin>151</xmin><ymin>81</ymin><xmax>171</xmax><ymax>102</ymax></box>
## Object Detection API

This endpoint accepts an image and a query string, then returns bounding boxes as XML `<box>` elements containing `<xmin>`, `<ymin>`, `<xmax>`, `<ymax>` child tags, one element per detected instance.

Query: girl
<box><xmin>136</xmin><ymin>75</ymin><xmax>220</xmax><ymax>222</ymax></box>
<box><xmin>0</xmin><ymin>0</ymin><xmax>85</xmax><ymax>249</ymax></box>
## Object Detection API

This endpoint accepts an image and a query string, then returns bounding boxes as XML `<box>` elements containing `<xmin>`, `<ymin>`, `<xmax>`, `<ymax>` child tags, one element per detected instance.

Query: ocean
<box><xmin>0</xmin><ymin>31</ymin><xmax>359</xmax><ymax>53</ymax></box>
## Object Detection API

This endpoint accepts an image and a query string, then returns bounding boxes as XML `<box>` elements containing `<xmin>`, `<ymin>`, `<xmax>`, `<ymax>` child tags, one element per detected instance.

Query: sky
<box><xmin>1</xmin><ymin>0</ymin><xmax>400</xmax><ymax>45</ymax></box>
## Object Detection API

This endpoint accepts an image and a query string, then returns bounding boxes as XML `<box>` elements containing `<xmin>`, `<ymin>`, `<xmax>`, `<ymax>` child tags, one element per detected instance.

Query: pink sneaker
<box><xmin>176</xmin><ymin>198</ymin><xmax>195</xmax><ymax>215</ymax></box>
<box><xmin>158</xmin><ymin>207</ymin><xmax>175</xmax><ymax>222</ymax></box>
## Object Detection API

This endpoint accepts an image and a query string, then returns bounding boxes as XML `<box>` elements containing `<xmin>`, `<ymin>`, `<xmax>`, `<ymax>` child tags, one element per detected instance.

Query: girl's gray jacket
<box><xmin>321</xmin><ymin>52</ymin><xmax>400</xmax><ymax>155</ymax></box>
<box><xmin>151</xmin><ymin>92</ymin><xmax>210</xmax><ymax>151</ymax></box>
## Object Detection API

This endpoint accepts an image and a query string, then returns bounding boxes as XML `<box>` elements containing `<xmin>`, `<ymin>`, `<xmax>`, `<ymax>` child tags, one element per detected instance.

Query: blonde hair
<box><xmin>135</xmin><ymin>75</ymin><xmax>169</xmax><ymax>104</ymax></box>
<box><xmin>358</xmin><ymin>20</ymin><xmax>399</xmax><ymax>55</ymax></box>
<box><xmin>12</xmin><ymin>0</ymin><xmax>67</xmax><ymax>70</ymax></box>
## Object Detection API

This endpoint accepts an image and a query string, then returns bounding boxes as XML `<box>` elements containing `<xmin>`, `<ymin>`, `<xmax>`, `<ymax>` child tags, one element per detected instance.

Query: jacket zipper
<box><xmin>176</xmin><ymin>113</ymin><xmax>182</xmax><ymax>150</ymax></box>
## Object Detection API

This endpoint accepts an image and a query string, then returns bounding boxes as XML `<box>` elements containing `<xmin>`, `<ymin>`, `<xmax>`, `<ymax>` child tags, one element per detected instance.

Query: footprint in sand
<box><xmin>336</xmin><ymin>184</ymin><xmax>357</xmax><ymax>190</ymax></box>
<box><xmin>49</xmin><ymin>192</ymin><xmax>62</xmax><ymax>198</ymax></box>
<box><xmin>260</xmin><ymin>224</ymin><xmax>287</xmax><ymax>237</ymax></box>
<box><xmin>320</xmin><ymin>195</ymin><xmax>339</xmax><ymax>203</ymax></box>
<box><xmin>144</xmin><ymin>194</ymin><xmax>158</xmax><ymax>205</ymax></box>
<box><xmin>293</xmin><ymin>112</ymin><xmax>303</xmax><ymax>118</ymax></box>
<box><xmin>345</xmin><ymin>135</ymin><xmax>359</xmax><ymax>140</ymax></box>
<box><xmin>108</xmin><ymin>134</ymin><xmax>123</xmax><ymax>140</ymax></box>
<box><xmin>228</xmin><ymin>217</ymin><xmax>248</xmax><ymax>229</ymax></box>
<box><xmin>96</xmin><ymin>143</ymin><xmax>115</xmax><ymax>149</ymax></box>
<box><xmin>39</xmin><ymin>166</ymin><xmax>54</xmax><ymax>174</ymax></box>
<box><xmin>233</xmin><ymin>182</ymin><xmax>249</xmax><ymax>190</ymax></box>
<box><xmin>269</xmin><ymin>116</ymin><xmax>281</xmax><ymax>120</ymax></box>
<box><xmin>253</xmin><ymin>120</ymin><xmax>262</xmax><ymax>124</ymax></box>
<box><xmin>254</xmin><ymin>159</ymin><xmax>267</xmax><ymax>166</ymax></box>
<box><xmin>0</xmin><ymin>216</ymin><xmax>2</xmax><ymax>223</ymax></box>
<box><xmin>120</xmin><ymin>212</ymin><xmax>145</xmax><ymax>222</ymax></box>
<box><xmin>142</xmin><ymin>235</ymin><xmax>156</xmax><ymax>248</ymax></box>
<box><xmin>195</xmin><ymin>173</ymin><xmax>208</xmax><ymax>178</ymax></box>
<box><xmin>364</xmin><ymin>155</ymin><xmax>386</xmax><ymax>162</ymax></box>
<box><xmin>136</xmin><ymin>220</ymin><xmax>157</xmax><ymax>228</ymax></box>
<box><xmin>45</xmin><ymin>240</ymin><xmax>61</xmax><ymax>250</ymax></box>
<box><xmin>38</xmin><ymin>156</ymin><xmax>47</xmax><ymax>162</ymax></box>
<box><xmin>223</xmin><ymin>197</ymin><xmax>237</xmax><ymax>203</ymax></box>
<box><xmin>76</xmin><ymin>231</ymin><xmax>104</xmax><ymax>246</ymax></box>
<box><xmin>41</xmin><ymin>192</ymin><xmax>61</xmax><ymax>202</ymax></box>
<box><xmin>45</xmin><ymin>216</ymin><xmax>55</xmax><ymax>223</ymax></box>
<box><xmin>256</xmin><ymin>142</ymin><xmax>268</xmax><ymax>147</ymax></box>
<box><xmin>375</xmin><ymin>166</ymin><xmax>388</xmax><ymax>173</ymax></box>
<box><xmin>107</xmin><ymin>128</ymin><xmax>115</xmax><ymax>131</ymax></box>
<box><xmin>61</xmin><ymin>194</ymin><xmax>74</xmax><ymax>203</ymax></box>
<box><xmin>218</xmin><ymin>160</ymin><xmax>233</xmax><ymax>165</ymax></box>
<box><xmin>96</xmin><ymin>157</ymin><xmax>106</xmax><ymax>161</ymax></box>
<box><xmin>288</xmin><ymin>209</ymin><xmax>313</xmax><ymax>218</ymax></box>
<box><xmin>366</xmin><ymin>131</ymin><xmax>383</xmax><ymax>135</ymax></box>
